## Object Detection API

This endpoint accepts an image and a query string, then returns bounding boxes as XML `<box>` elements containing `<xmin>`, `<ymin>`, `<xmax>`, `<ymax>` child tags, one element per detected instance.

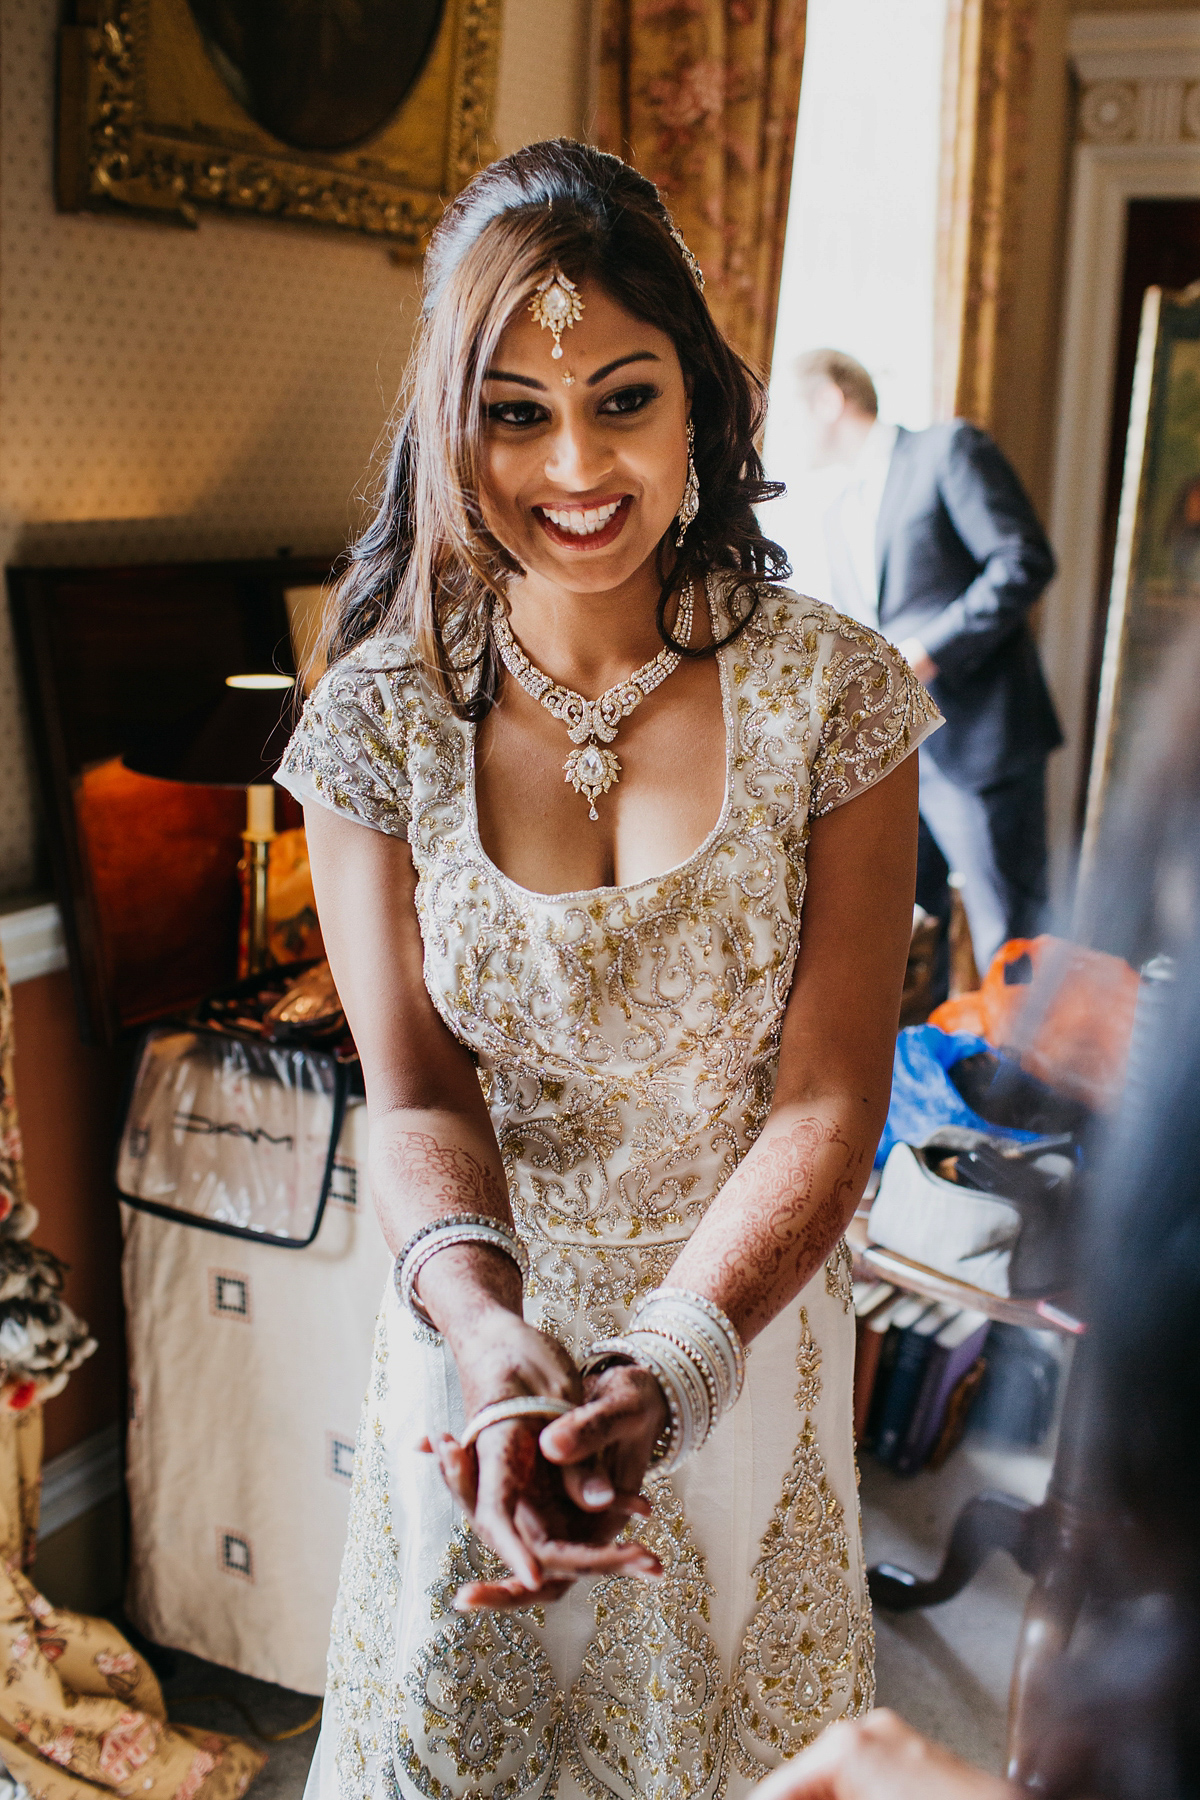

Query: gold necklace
<box><xmin>492</xmin><ymin>583</ymin><xmax>696</xmax><ymax>819</ymax></box>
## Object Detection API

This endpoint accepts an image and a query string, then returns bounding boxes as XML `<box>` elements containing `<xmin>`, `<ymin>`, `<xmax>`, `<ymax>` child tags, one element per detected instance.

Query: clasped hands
<box><xmin>419</xmin><ymin>1309</ymin><xmax>668</xmax><ymax>1610</ymax></box>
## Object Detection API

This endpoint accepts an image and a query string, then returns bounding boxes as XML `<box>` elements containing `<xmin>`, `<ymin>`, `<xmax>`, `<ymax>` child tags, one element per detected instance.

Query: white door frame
<box><xmin>1042</xmin><ymin>9</ymin><xmax>1200</xmax><ymax>894</ymax></box>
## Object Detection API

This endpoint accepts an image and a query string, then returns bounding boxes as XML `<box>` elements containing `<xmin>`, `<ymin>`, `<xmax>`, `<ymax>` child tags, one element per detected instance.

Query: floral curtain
<box><xmin>597</xmin><ymin>0</ymin><xmax>808</xmax><ymax>375</ymax></box>
<box><xmin>934</xmin><ymin>0</ymin><xmax>1037</xmax><ymax>428</ymax></box>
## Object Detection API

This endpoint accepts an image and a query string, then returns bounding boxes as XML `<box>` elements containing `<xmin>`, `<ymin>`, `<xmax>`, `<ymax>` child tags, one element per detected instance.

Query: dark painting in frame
<box><xmin>56</xmin><ymin>0</ymin><xmax>502</xmax><ymax>252</ymax></box>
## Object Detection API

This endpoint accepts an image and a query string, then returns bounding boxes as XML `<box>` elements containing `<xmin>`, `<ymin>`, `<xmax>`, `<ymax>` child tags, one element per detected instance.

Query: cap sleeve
<box><xmin>276</xmin><ymin>658</ymin><xmax>412</xmax><ymax>839</ymax></box>
<box><xmin>809</xmin><ymin>619</ymin><xmax>942</xmax><ymax>817</ymax></box>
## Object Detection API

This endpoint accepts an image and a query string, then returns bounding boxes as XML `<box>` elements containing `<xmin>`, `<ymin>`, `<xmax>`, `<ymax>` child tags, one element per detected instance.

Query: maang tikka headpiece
<box><xmin>529</xmin><ymin>269</ymin><xmax>584</xmax><ymax>361</ymax></box>
<box><xmin>667</xmin><ymin>220</ymin><xmax>705</xmax><ymax>292</ymax></box>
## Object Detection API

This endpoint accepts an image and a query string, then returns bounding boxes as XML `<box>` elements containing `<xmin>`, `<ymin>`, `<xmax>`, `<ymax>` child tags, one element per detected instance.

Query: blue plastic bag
<box><xmin>875</xmin><ymin>1024</ymin><xmax>1041</xmax><ymax>1167</ymax></box>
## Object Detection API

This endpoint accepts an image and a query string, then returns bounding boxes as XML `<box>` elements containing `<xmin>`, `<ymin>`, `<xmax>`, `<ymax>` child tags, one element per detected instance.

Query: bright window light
<box><xmin>762</xmin><ymin>0</ymin><xmax>949</xmax><ymax>577</ymax></box>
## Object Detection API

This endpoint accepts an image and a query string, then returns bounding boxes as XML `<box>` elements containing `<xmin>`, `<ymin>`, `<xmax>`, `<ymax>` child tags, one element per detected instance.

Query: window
<box><xmin>763</xmin><ymin>0</ymin><xmax>949</xmax><ymax>577</ymax></box>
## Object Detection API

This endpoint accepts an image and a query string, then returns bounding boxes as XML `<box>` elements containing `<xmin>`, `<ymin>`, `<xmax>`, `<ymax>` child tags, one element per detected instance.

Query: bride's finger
<box><xmin>454</xmin><ymin>1576</ymin><xmax>574</xmax><ymax>1612</ymax></box>
<box><xmin>471</xmin><ymin>1432</ymin><xmax>545</xmax><ymax>1591</ymax></box>
<box><xmin>513</xmin><ymin>1498</ymin><xmax>662</xmax><ymax>1578</ymax></box>
<box><xmin>430</xmin><ymin>1434</ymin><xmax>479</xmax><ymax>1515</ymax></box>
<box><xmin>557</xmin><ymin>1454</ymin><xmax>651</xmax><ymax>1515</ymax></box>
<box><xmin>610</xmin><ymin>1439</ymin><xmax>655</xmax><ymax>1503</ymax></box>
<box><xmin>539</xmin><ymin>1394</ymin><xmax>643</xmax><ymax>1466</ymax></box>
<box><xmin>558</xmin><ymin>1453</ymin><xmax>616</xmax><ymax>1512</ymax></box>
<box><xmin>529</xmin><ymin>1535</ymin><xmax>662</xmax><ymax>1580</ymax></box>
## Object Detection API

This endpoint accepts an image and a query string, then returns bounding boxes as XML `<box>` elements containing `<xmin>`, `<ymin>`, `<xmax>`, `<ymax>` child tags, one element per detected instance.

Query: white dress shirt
<box><xmin>821</xmin><ymin>419</ymin><xmax>898</xmax><ymax>630</ymax></box>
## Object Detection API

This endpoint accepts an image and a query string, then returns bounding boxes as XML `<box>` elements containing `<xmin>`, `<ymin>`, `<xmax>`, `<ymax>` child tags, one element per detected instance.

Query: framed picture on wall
<box><xmin>1082</xmin><ymin>279</ymin><xmax>1200</xmax><ymax>867</ymax></box>
<box><xmin>56</xmin><ymin>0</ymin><xmax>502</xmax><ymax>253</ymax></box>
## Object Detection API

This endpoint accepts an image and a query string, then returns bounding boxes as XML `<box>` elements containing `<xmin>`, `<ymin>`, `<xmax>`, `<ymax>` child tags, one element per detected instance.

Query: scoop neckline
<box><xmin>465</xmin><ymin>575</ymin><xmax>735</xmax><ymax>905</ymax></box>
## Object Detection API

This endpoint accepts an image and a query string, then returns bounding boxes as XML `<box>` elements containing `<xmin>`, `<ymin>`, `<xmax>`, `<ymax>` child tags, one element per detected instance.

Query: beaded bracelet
<box><xmin>395</xmin><ymin>1213</ymin><xmax>530</xmax><ymax>1337</ymax></box>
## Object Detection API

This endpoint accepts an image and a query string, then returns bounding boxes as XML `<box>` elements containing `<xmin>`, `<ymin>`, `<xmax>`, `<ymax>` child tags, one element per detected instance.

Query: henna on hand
<box><xmin>671</xmin><ymin>1112</ymin><xmax>868</xmax><ymax>1340</ymax></box>
<box><xmin>539</xmin><ymin>1362</ymin><xmax>668</xmax><ymax>1512</ymax></box>
<box><xmin>372</xmin><ymin>1122</ymin><xmax>663</xmax><ymax>1605</ymax></box>
<box><xmin>427</xmin><ymin>1418</ymin><xmax>661</xmax><ymax>1611</ymax></box>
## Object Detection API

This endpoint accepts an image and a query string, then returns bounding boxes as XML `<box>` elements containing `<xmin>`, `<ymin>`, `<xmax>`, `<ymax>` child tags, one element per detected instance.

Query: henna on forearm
<box><xmin>669</xmin><ymin>1109</ymin><xmax>869</xmax><ymax>1341</ymax></box>
<box><xmin>375</xmin><ymin>1128</ymin><xmax>512</xmax><ymax>1222</ymax></box>
<box><xmin>368</xmin><ymin>1111</ymin><xmax>524</xmax><ymax>1336</ymax></box>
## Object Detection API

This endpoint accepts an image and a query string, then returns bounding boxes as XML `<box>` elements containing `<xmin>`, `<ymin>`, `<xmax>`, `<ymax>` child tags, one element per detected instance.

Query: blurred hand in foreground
<box><xmin>751</xmin><ymin>1712</ymin><xmax>1015</xmax><ymax>1800</ymax></box>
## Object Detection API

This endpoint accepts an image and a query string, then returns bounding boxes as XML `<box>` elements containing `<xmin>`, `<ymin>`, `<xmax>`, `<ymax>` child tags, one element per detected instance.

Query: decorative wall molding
<box><xmin>39</xmin><ymin>1423</ymin><xmax>122</xmax><ymax>1540</ymax></box>
<box><xmin>1041</xmin><ymin>12</ymin><xmax>1200</xmax><ymax>892</ymax></box>
<box><xmin>1078</xmin><ymin>79</ymin><xmax>1200</xmax><ymax>146</ymax></box>
<box><xmin>0</xmin><ymin>904</ymin><xmax>68</xmax><ymax>986</ymax></box>
<box><xmin>1071</xmin><ymin>11</ymin><xmax>1200</xmax><ymax>144</ymax></box>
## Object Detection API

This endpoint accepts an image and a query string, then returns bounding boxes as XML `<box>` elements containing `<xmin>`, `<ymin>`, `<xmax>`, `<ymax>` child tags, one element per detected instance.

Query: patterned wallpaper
<box><xmin>0</xmin><ymin>0</ymin><xmax>592</xmax><ymax>896</ymax></box>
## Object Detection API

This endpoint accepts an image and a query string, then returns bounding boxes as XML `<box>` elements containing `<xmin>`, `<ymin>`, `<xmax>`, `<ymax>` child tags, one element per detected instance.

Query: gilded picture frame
<box><xmin>57</xmin><ymin>0</ymin><xmax>502</xmax><ymax>252</ymax></box>
<box><xmin>1082</xmin><ymin>279</ymin><xmax>1200</xmax><ymax>869</ymax></box>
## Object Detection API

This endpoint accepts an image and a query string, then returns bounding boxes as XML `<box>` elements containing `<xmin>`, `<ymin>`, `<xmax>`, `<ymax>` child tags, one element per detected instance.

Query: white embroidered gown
<box><xmin>277</xmin><ymin>580</ymin><xmax>941</xmax><ymax>1800</ymax></box>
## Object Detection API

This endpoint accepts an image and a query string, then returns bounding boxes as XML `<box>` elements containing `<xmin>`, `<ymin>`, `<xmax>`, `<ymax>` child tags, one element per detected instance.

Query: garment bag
<box><xmin>116</xmin><ymin>1026</ymin><xmax>345</xmax><ymax>1247</ymax></box>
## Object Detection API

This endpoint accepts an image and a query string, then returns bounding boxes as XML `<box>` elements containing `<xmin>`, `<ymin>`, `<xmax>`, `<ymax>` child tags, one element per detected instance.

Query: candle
<box><xmin>245</xmin><ymin>784</ymin><xmax>276</xmax><ymax>841</ymax></box>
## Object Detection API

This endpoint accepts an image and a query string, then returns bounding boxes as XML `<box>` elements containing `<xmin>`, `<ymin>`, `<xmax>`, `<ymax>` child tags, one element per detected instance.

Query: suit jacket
<box><xmin>876</xmin><ymin>420</ymin><xmax>1062</xmax><ymax>791</ymax></box>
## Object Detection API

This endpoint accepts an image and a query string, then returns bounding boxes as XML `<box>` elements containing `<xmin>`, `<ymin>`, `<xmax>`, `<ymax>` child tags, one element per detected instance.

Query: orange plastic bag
<box><xmin>928</xmin><ymin>935</ymin><xmax>1139</xmax><ymax>1112</ymax></box>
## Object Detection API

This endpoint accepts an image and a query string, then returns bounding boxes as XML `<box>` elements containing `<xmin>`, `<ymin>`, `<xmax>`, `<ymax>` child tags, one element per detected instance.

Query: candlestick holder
<box><xmin>123</xmin><ymin>671</ymin><xmax>296</xmax><ymax>976</ymax></box>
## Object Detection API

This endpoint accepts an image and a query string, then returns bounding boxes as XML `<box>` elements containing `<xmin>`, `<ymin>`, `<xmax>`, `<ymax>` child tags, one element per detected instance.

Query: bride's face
<box><xmin>477</xmin><ymin>281</ymin><xmax>690</xmax><ymax>594</ymax></box>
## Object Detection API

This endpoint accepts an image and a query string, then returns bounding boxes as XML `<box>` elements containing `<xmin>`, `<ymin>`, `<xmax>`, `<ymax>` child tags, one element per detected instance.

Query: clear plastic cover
<box><xmin>117</xmin><ymin>1027</ymin><xmax>340</xmax><ymax>1243</ymax></box>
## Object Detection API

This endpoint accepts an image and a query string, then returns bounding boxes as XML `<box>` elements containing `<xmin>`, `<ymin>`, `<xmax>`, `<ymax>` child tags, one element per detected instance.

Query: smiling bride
<box><xmin>277</xmin><ymin>138</ymin><xmax>941</xmax><ymax>1800</ymax></box>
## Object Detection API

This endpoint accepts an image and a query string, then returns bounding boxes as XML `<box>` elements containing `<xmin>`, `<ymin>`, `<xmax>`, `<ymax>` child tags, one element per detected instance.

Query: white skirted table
<box><xmin>121</xmin><ymin>1099</ymin><xmax>392</xmax><ymax>1696</ymax></box>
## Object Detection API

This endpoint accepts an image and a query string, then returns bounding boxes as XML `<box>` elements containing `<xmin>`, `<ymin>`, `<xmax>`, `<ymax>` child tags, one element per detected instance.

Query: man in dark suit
<box><xmin>791</xmin><ymin>349</ymin><xmax>1062</xmax><ymax>970</ymax></box>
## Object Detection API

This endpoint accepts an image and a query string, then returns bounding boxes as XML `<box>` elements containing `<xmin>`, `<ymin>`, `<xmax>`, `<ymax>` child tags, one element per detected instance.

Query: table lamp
<box><xmin>122</xmin><ymin>672</ymin><xmax>296</xmax><ymax>974</ymax></box>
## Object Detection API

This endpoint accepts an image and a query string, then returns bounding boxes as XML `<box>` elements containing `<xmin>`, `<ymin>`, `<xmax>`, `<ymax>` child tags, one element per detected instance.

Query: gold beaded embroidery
<box><xmin>731</xmin><ymin>1311</ymin><xmax>874</xmax><ymax>1771</ymax></box>
<box><xmin>824</xmin><ymin>1239</ymin><xmax>855</xmax><ymax>1313</ymax></box>
<box><xmin>330</xmin><ymin>1315</ymin><xmax>404</xmax><ymax>1800</ymax></box>
<box><xmin>278</xmin><ymin>582</ymin><xmax>936</xmax><ymax>1800</ymax></box>
<box><xmin>567</xmin><ymin>1480</ymin><xmax>730</xmax><ymax>1800</ymax></box>
<box><xmin>391</xmin><ymin>1526</ymin><xmax>563</xmax><ymax>1800</ymax></box>
<box><xmin>279</xmin><ymin>586</ymin><xmax>939</xmax><ymax>1261</ymax></box>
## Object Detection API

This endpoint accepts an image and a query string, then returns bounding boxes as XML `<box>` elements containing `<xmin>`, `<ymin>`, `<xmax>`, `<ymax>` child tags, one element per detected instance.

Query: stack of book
<box><xmin>853</xmin><ymin>1282</ymin><xmax>990</xmax><ymax>1473</ymax></box>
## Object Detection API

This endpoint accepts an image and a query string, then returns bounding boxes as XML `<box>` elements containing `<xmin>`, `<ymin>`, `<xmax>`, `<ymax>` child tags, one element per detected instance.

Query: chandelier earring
<box><xmin>676</xmin><ymin>419</ymin><xmax>700</xmax><ymax>548</ymax></box>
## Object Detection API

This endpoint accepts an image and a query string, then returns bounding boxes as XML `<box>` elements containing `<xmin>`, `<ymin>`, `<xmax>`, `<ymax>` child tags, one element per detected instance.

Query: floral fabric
<box><xmin>0</xmin><ymin>1564</ymin><xmax>264</xmax><ymax>1800</ymax></box>
<box><xmin>0</xmin><ymin>951</ymin><xmax>94</xmax><ymax>1419</ymax></box>
<box><xmin>597</xmin><ymin>0</ymin><xmax>807</xmax><ymax>371</ymax></box>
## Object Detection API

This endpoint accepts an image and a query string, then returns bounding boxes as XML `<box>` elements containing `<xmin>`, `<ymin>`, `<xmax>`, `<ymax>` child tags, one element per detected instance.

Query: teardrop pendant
<box><xmin>564</xmin><ymin>742</ymin><xmax>621</xmax><ymax>819</ymax></box>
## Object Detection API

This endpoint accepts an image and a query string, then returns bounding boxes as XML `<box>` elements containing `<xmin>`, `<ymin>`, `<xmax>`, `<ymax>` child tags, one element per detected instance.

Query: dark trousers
<box><xmin>916</xmin><ymin>752</ymin><xmax>1050</xmax><ymax>973</ymax></box>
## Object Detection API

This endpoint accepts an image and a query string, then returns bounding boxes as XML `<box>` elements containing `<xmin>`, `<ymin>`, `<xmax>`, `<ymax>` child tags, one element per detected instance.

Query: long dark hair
<box><xmin>322</xmin><ymin>138</ymin><xmax>788</xmax><ymax>716</ymax></box>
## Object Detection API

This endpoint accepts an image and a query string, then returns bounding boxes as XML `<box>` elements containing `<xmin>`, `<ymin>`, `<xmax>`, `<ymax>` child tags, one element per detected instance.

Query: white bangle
<box><xmin>395</xmin><ymin>1213</ymin><xmax>530</xmax><ymax>1336</ymax></box>
<box><xmin>459</xmin><ymin>1396</ymin><xmax>575</xmax><ymax>1450</ymax></box>
<box><xmin>581</xmin><ymin>1335</ymin><xmax>709</xmax><ymax>1474</ymax></box>
<box><xmin>591</xmin><ymin>1288</ymin><xmax>746</xmax><ymax>1471</ymax></box>
<box><xmin>631</xmin><ymin>1287</ymin><xmax>746</xmax><ymax>1412</ymax></box>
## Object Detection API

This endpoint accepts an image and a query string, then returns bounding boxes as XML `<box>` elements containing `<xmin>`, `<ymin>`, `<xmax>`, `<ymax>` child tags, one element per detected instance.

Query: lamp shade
<box><xmin>122</xmin><ymin>673</ymin><xmax>296</xmax><ymax>788</ymax></box>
